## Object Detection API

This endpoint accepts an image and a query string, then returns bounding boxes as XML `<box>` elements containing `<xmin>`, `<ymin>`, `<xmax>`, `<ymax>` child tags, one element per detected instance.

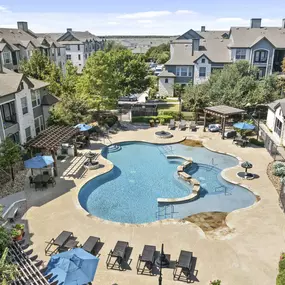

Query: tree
<box><xmin>20</xmin><ymin>50</ymin><xmax>51</xmax><ymax>80</ymax></box>
<box><xmin>0</xmin><ymin>138</ymin><xmax>22</xmax><ymax>181</ymax></box>
<box><xmin>44</xmin><ymin>62</ymin><xmax>62</xmax><ymax>97</ymax></box>
<box><xmin>104</xmin><ymin>40</ymin><xmax>126</xmax><ymax>52</ymax></box>
<box><xmin>61</xmin><ymin>61</ymin><xmax>78</xmax><ymax>95</ymax></box>
<box><xmin>145</xmin><ymin>43</ymin><xmax>170</xmax><ymax>62</ymax></box>
<box><xmin>0</xmin><ymin>247</ymin><xmax>18</xmax><ymax>285</ymax></box>
<box><xmin>77</xmin><ymin>49</ymin><xmax>149</xmax><ymax>111</ymax></box>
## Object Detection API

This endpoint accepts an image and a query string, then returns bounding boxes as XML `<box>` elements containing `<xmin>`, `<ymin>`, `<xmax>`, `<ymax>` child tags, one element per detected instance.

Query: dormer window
<box><xmin>201</xmin><ymin>58</ymin><xmax>206</xmax><ymax>63</ymax></box>
<box><xmin>254</xmin><ymin>50</ymin><xmax>268</xmax><ymax>63</ymax></box>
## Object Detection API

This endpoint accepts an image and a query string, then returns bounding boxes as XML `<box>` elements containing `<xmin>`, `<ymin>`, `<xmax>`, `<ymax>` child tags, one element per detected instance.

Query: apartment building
<box><xmin>0</xmin><ymin>60</ymin><xmax>58</xmax><ymax>145</ymax></box>
<box><xmin>39</xmin><ymin>28</ymin><xmax>104</xmax><ymax>73</ymax></box>
<box><xmin>159</xmin><ymin>18</ymin><xmax>285</xmax><ymax>97</ymax></box>
<box><xmin>0</xmin><ymin>22</ymin><xmax>66</xmax><ymax>73</ymax></box>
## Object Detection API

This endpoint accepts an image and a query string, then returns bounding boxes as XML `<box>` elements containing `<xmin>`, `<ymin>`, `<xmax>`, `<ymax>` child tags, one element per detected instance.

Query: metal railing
<box><xmin>156</xmin><ymin>204</ymin><xmax>175</xmax><ymax>220</ymax></box>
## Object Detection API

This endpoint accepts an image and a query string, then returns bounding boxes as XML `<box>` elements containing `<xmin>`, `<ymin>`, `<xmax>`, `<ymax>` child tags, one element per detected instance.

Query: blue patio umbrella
<box><xmin>233</xmin><ymin>122</ymin><xmax>255</xmax><ymax>130</ymax></box>
<box><xmin>45</xmin><ymin>248</ymin><xmax>99</xmax><ymax>285</ymax></box>
<box><xmin>24</xmin><ymin>155</ymin><xmax>54</xmax><ymax>169</ymax></box>
<box><xmin>74</xmin><ymin>124</ymin><xmax>92</xmax><ymax>132</ymax></box>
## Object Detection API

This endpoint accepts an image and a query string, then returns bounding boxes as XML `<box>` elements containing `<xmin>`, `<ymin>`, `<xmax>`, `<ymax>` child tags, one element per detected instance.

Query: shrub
<box><xmin>210</xmin><ymin>280</ymin><xmax>221</xmax><ymax>285</ymax></box>
<box><xmin>273</xmin><ymin>162</ymin><xmax>285</xmax><ymax>170</ymax></box>
<box><xmin>273</xmin><ymin>165</ymin><xmax>285</xmax><ymax>177</ymax></box>
<box><xmin>277</xmin><ymin>271</ymin><xmax>285</xmax><ymax>285</ymax></box>
<box><xmin>132</xmin><ymin>115</ymin><xmax>173</xmax><ymax>124</ymax></box>
<box><xmin>280</xmin><ymin>258</ymin><xmax>285</xmax><ymax>272</ymax></box>
<box><xmin>248</xmin><ymin>138</ymin><xmax>264</xmax><ymax>147</ymax></box>
<box><xmin>104</xmin><ymin>115</ymin><xmax>118</xmax><ymax>127</ymax></box>
<box><xmin>158</xmin><ymin>110</ymin><xmax>182</xmax><ymax>120</ymax></box>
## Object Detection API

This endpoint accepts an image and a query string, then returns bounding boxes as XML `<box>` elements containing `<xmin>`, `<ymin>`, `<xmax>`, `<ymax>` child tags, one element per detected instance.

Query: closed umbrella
<box><xmin>241</xmin><ymin>161</ymin><xmax>253</xmax><ymax>176</ymax></box>
<box><xmin>45</xmin><ymin>248</ymin><xmax>99</xmax><ymax>285</ymax></box>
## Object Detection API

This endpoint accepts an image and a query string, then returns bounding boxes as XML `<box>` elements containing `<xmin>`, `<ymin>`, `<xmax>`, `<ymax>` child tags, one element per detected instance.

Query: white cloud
<box><xmin>0</xmin><ymin>5</ymin><xmax>9</xmax><ymax>13</ymax></box>
<box><xmin>175</xmin><ymin>10</ymin><xmax>196</xmax><ymax>15</ymax></box>
<box><xmin>107</xmin><ymin>21</ymin><xmax>119</xmax><ymax>26</ymax></box>
<box><xmin>137</xmin><ymin>20</ymin><xmax>153</xmax><ymax>24</ymax></box>
<box><xmin>118</xmin><ymin>11</ymin><xmax>171</xmax><ymax>19</ymax></box>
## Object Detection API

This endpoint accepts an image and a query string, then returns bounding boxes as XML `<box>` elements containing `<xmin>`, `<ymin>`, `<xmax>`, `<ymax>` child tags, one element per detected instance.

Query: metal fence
<box><xmin>280</xmin><ymin>182</ymin><xmax>285</xmax><ymax>212</ymax></box>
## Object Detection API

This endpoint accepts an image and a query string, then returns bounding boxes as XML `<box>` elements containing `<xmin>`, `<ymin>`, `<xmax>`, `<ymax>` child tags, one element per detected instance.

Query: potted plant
<box><xmin>149</xmin><ymin>119</ymin><xmax>155</xmax><ymax>127</ymax></box>
<box><xmin>11</xmin><ymin>228</ymin><xmax>22</xmax><ymax>241</ymax></box>
<box><xmin>210</xmin><ymin>280</ymin><xmax>221</xmax><ymax>285</ymax></box>
<box><xmin>15</xmin><ymin>224</ymin><xmax>24</xmax><ymax>235</ymax></box>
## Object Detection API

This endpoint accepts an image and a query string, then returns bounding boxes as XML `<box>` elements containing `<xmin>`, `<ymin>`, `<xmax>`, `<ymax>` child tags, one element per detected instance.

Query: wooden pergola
<box><xmin>25</xmin><ymin>125</ymin><xmax>80</xmax><ymax>176</ymax></box>
<box><xmin>203</xmin><ymin>105</ymin><xmax>246</xmax><ymax>139</ymax></box>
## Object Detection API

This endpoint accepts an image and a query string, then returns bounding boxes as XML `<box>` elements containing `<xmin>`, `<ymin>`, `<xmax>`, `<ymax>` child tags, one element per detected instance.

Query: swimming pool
<box><xmin>78</xmin><ymin>142</ymin><xmax>256</xmax><ymax>224</ymax></box>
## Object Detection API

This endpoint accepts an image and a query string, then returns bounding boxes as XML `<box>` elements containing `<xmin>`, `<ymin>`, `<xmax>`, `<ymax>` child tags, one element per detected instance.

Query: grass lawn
<box><xmin>157</xmin><ymin>104</ymin><xmax>179</xmax><ymax>112</ymax></box>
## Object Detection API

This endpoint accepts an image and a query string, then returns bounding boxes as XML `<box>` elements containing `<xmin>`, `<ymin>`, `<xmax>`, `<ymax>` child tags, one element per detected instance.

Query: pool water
<box><xmin>78</xmin><ymin>142</ymin><xmax>256</xmax><ymax>224</ymax></box>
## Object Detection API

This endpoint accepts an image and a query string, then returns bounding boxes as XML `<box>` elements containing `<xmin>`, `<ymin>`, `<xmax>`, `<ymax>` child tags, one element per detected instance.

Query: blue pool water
<box><xmin>78</xmin><ymin>142</ymin><xmax>256</xmax><ymax>224</ymax></box>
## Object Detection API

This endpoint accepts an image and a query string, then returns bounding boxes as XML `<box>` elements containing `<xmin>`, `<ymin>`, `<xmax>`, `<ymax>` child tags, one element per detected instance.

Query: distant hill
<box><xmin>101</xmin><ymin>35</ymin><xmax>178</xmax><ymax>53</ymax></box>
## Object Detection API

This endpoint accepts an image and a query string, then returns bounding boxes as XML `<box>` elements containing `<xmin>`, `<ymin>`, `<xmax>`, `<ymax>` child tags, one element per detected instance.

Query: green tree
<box><xmin>145</xmin><ymin>43</ymin><xmax>170</xmax><ymax>62</ymax></box>
<box><xmin>61</xmin><ymin>61</ymin><xmax>78</xmax><ymax>95</ymax></box>
<box><xmin>20</xmin><ymin>50</ymin><xmax>51</xmax><ymax>80</ymax></box>
<box><xmin>104</xmin><ymin>40</ymin><xmax>126</xmax><ymax>52</ymax></box>
<box><xmin>0</xmin><ymin>138</ymin><xmax>22</xmax><ymax>181</ymax></box>
<box><xmin>77</xmin><ymin>49</ymin><xmax>149</xmax><ymax>111</ymax></box>
<box><xmin>44</xmin><ymin>62</ymin><xmax>62</xmax><ymax>97</ymax></box>
<box><xmin>0</xmin><ymin>247</ymin><xmax>17</xmax><ymax>285</ymax></box>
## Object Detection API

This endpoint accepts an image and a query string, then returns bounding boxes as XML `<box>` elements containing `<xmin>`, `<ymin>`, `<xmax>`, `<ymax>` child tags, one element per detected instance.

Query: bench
<box><xmin>7</xmin><ymin>207</ymin><xmax>18</xmax><ymax>222</ymax></box>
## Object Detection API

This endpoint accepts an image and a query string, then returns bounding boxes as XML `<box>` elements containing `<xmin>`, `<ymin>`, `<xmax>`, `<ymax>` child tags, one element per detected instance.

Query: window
<box><xmin>254</xmin><ymin>50</ymin><xmax>268</xmax><ymax>63</ymax></box>
<box><xmin>57</xmin><ymin>48</ymin><xmax>61</xmax><ymax>56</ymax></box>
<box><xmin>78</xmin><ymin>54</ymin><xmax>81</xmax><ymax>60</ymax></box>
<box><xmin>66</xmin><ymin>45</ymin><xmax>70</xmax><ymax>51</ymax></box>
<box><xmin>51</xmin><ymin>48</ymin><xmax>55</xmax><ymax>56</ymax></box>
<box><xmin>31</xmin><ymin>90</ymin><xmax>41</xmax><ymax>108</ymax></box>
<box><xmin>21</xmin><ymin>97</ymin><xmax>28</xmax><ymax>115</ymax></box>
<box><xmin>85</xmin><ymin>54</ymin><xmax>87</xmax><ymax>59</ymax></box>
<box><xmin>201</xmin><ymin>58</ymin><xmax>206</xmax><ymax>63</ymax></box>
<box><xmin>34</xmin><ymin>116</ymin><xmax>44</xmax><ymax>135</ymax></box>
<box><xmin>2</xmin><ymin>52</ymin><xmax>11</xmax><ymax>64</ymax></box>
<box><xmin>8</xmin><ymin>132</ymin><xmax>20</xmax><ymax>144</ymax></box>
<box><xmin>236</xmin><ymin>49</ymin><xmax>247</xmax><ymax>60</ymax></box>
<box><xmin>25</xmin><ymin>127</ymin><xmax>32</xmax><ymax>142</ymax></box>
<box><xmin>165</xmin><ymin>78</ymin><xmax>169</xmax><ymax>83</ymax></box>
<box><xmin>11</xmin><ymin>51</ymin><xmax>17</xmax><ymax>66</ymax></box>
<box><xmin>1</xmin><ymin>101</ymin><xmax>16</xmax><ymax>128</ymax></box>
<box><xmin>176</xmin><ymin>66</ymin><xmax>191</xmax><ymax>77</ymax></box>
<box><xmin>66</xmin><ymin>54</ymin><xmax>71</xmax><ymax>60</ymax></box>
<box><xmin>199</xmin><ymin>67</ymin><xmax>206</xmax><ymax>77</ymax></box>
<box><xmin>19</xmin><ymin>82</ymin><xmax>24</xmax><ymax>91</ymax></box>
<box><xmin>274</xmin><ymin>118</ymin><xmax>283</xmax><ymax>137</ymax></box>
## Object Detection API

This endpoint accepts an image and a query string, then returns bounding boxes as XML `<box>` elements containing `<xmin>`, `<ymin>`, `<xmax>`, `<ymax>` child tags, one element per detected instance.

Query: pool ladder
<box><xmin>156</xmin><ymin>205</ymin><xmax>175</xmax><ymax>220</ymax></box>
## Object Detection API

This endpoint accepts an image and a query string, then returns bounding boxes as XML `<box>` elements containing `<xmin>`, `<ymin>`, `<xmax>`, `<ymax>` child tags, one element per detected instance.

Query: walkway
<box><xmin>22</xmin><ymin>125</ymin><xmax>285</xmax><ymax>285</ymax></box>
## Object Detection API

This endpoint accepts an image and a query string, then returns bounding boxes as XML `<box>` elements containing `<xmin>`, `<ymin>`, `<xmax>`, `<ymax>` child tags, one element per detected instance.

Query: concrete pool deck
<box><xmin>22</xmin><ymin>125</ymin><xmax>285</xmax><ymax>285</ymax></box>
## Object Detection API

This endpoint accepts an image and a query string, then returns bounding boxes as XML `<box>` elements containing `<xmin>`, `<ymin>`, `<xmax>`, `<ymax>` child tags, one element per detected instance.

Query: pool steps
<box><xmin>107</xmin><ymin>144</ymin><xmax>121</xmax><ymax>153</ymax></box>
<box><xmin>157</xmin><ymin>155</ymin><xmax>201</xmax><ymax>203</ymax></box>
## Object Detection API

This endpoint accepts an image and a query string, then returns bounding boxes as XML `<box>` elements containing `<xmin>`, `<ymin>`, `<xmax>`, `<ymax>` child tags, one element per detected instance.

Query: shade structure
<box><xmin>45</xmin><ymin>248</ymin><xmax>99</xmax><ymax>285</ymax></box>
<box><xmin>233</xmin><ymin>122</ymin><xmax>255</xmax><ymax>130</ymax></box>
<box><xmin>24</xmin><ymin>155</ymin><xmax>54</xmax><ymax>169</ymax></box>
<box><xmin>241</xmin><ymin>161</ymin><xmax>253</xmax><ymax>175</ymax></box>
<box><xmin>75</xmin><ymin>124</ymin><xmax>92</xmax><ymax>132</ymax></box>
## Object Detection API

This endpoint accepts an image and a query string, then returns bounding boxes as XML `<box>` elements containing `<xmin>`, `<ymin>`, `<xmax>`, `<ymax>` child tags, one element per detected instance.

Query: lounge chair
<box><xmin>168</xmin><ymin>119</ymin><xmax>175</xmax><ymax>130</ymax></box>
<box><xmin>136</xmin><ymin>245</ymin><xmax>156</xmax><ymax>275</ymax></box>
<box><xmin>178</xmin><ymin>120</ymin><xmax>186</xmax><ymax>130</ymax></box>
<box><xmin>82</xmin><ymin>236</ymin><xmax>100</xmax><ymax>255</ymax></box>
<box><xmin>173</xmin><ymin>250</ymin><xmax>193</xmax><ymax>282</ymax></box>
<box><xmin>106</xmin><ymin>241</ymin><xmax>129</xmax><ymax>270</ymax></box>
<box><xmin>190</xmin><ymin>121</ymin><xmax>197</xmax><ymax>131</ymax></box>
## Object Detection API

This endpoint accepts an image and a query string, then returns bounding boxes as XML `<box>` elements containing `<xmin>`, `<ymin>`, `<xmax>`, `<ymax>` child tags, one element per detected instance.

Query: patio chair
<box><xmin>189</xmin><ymin>121</ymin><xmax>197</xmax><ymax>131</ymax></box>
<box><xmin>29</xmin><ymin>176</ymin><xmax>35</xmax><ymax>188</ymax></box>
<box><xmin>178</xmin><ymin>120</ymin><xmax>187</xmax><ymax>130</ymax></box>
<box><xmin>173</xmin><ymin>250</ymin><xmax>193</xmax><ymax>282</ymax></box>
<box><xmin>168</xmin><ymin>119</ymin><xmax>175</xmax><ymax>130</ymax></box>
<box><xmin>136</xmin><ymin>245</ymin><xmax>156</xmax><ymax>275</ymax></box>
<box><xmin>82</xmin><ymin>236</ymin><xmax>101</xmax><ymax>255</ymax></box>
<box><xmin>48</xmin><ymin>176</ymin><xmax>56</xmax><ymax>187</ymax></box>
<box><xmin>106</xmin><ymin>241</ymin><xmax>129</xmax><ymax>270</ymax></box>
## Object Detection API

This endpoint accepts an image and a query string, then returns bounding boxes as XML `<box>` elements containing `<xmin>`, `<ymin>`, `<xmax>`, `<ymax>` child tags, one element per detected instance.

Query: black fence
<box><xmin>131</xmin><ymin>105</ymin><xmax>158</xmax><ymax>117</ymax></box>
<box><xmin>280</xmin><ymin>182</ymin><xmax>285</xmax><ymax>212</ymax></box>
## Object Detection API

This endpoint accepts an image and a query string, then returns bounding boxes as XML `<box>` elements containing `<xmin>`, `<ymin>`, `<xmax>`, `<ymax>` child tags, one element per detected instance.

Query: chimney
<box><xmin>282</xmin><ymin>19</ymin><xmax>285</xmax><ymax>28</ymax></box>
<box><xmin>201</xmin><ymin>26</ymin><xmax>206</xmax><ymax>32</ymax></box>
<box><xmin>67</xmin><ymin>28</ymin><xmax>72</xmax><ymax>32</ymax></box>
<box><xmin>17</xmin><ymin>21</ymin><xmax>28</xmax><ymax>32</ymax></box>
<box><xmin>250</xmin><ymin>18</ymin><xmax>262</xmax><ymax>28</ymax></box>
<box><xmin>192</xmin><ymin>39</ymin><xmax>199</xmax><ymax>56</ymax></box>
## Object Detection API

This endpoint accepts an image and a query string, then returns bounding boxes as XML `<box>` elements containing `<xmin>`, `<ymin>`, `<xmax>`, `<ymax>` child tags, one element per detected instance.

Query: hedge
<box><xmin>277</xmin><ymin>271</ymin><xmax>285</xmax><ymax>285</ymax></box>
<box><xmin>158</xmin><ymin>110</ymin><xmax>182</xmax><ymax>120</ymax></box>
<box><xmin>132</xmin><ymin>115</ymin><xmax>173</xmax><ymax>124</ymax></box>
<box><xmin>249</xmin><ymin>138</ymin><xmax>264</xmax><ymax>147</ymax></box>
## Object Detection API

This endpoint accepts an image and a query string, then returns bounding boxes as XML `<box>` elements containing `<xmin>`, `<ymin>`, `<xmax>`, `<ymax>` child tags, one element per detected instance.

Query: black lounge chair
<box><xmin>106</xmin><ymin>241</ymin><xmax>129</xmax><ymax>270</ymax></box>
<box><xmin>136</xmin><ymin>245</ymin><xmax>156</xmax><ymax>275</ymax></box>
<box><xmin>173</xmin><ymin>250</ymin><xmax>193</xmax><ymax>282</ymax></box>
<box><xmin>45</xmin><ymin>231</ymin><xmax>74</xmax><ymax>256</ymax></box>
<box><xmin>82</xmin><ymin>236</ymin><xmax>100</xmax><ymax>255</ymax></box>
<box><xmin>178</xmin><ymin>120</ymin><xmax>187</xmax><ymax>130</ymax></box>
<box><xmin>168</xmin><ymin>119</ymin><xmax>175</xmax><ymax>130</ymax></box>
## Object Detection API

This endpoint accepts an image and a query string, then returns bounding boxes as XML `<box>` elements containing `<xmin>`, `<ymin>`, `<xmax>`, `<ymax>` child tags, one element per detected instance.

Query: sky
<box><xmin>0</xmin><ymin>0</ymin><xmax>285</xmax><ymax>35</ymax></box>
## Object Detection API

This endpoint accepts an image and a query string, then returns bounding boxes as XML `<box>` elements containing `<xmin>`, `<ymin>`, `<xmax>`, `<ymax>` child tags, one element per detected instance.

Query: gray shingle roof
<box><xmin>158</xmin><ymin>70</ymin><xmax>176</xmax><ymax>77</ymax></box>
<box><xmin>268</xmin><ymin>98</ymin><xmax>285</xmax><ymax>112</ymax></box>
<box><xmin>28</xmin><ymin>78</ymin><xmax>49</xmax><ymax>90</ymax></box>
<box><xmin>229</xmin><ymin>27</ymin><xmax>285</xmax><ymax>48</ymax></box>
<box><xmin>166</xmin><ymin>37</ymin><xmax>231</xmax><ymax>65</ymax></box>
